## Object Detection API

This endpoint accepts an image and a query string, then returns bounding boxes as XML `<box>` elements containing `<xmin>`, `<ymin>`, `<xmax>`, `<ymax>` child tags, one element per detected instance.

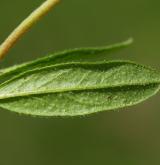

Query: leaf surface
<box><xmin>0</xmin><ymin>61</ymin><xmax>159</xmax><ymax>116</ymax></box>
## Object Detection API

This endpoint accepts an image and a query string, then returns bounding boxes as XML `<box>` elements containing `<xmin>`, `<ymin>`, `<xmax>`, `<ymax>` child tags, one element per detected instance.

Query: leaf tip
<box><xmin>124</xmin><ymin>37</ymin><xmax>134</xmax><ymax>46</ymax></box>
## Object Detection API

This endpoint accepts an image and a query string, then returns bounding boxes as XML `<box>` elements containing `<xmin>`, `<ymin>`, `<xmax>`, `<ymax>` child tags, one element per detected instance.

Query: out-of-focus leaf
<box><xmin>0</xmin><ymin>38</ymin><xmax>133</xmax><ymax>83</ymax></box>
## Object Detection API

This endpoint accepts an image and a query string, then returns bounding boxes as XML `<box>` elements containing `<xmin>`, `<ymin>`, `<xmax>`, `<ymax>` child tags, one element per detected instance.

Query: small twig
<box><xmin>0</xmin><ymin>0</ymin><xmax>60</xmax><ymax>60</ymax></box>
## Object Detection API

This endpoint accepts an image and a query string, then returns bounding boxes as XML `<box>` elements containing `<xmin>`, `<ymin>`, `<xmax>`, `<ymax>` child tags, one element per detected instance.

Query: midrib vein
<box><xmin>0</xmin><ymin>82</ymin><xmax>159</xmax><ymax>100</ymax></box>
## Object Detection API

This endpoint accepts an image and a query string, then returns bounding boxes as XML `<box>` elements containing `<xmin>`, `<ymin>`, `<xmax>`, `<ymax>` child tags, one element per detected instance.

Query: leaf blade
<box><xmin>0</xmin><ymin>61</ymin><xmax>159</xmax><ymax>116</ymax></box>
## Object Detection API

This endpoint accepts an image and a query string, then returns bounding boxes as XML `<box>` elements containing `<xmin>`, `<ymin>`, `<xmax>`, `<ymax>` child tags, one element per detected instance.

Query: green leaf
<box><xmin>0</xmin><ymin>38</ymin><xmax>132</xmax><ymax>83</ymax></box>
<box><xmin>0</xmin><ymin>61</ymin><xmax>159</xmax><ymax>116</ymax></box>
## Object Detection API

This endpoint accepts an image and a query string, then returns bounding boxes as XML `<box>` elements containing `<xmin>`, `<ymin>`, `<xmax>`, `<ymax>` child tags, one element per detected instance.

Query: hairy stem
<box><xmin>0</xmin><ymin>0</ymin><xmax>60</xmax><ymax>60</ymax></box>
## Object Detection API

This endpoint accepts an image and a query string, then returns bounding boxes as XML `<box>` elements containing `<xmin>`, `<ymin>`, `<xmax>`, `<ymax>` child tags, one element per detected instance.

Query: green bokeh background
<box><xmin>0</xmin><ymin>0</ymin><xmax>160</xmax><ymax>164</ymax></box>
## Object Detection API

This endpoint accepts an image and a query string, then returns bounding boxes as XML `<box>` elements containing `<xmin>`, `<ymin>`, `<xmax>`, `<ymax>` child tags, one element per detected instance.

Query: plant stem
<box><xmin>0</xmin><ymin>0</ymin><xmax>60</xmax><ymax>60</ymax></box>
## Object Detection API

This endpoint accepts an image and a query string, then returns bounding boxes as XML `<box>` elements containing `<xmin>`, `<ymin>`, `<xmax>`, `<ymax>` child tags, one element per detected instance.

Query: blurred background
<box><xmin>0</xmin><ymin>0</ymin><xmax>160</xmax><ymax>164</ymax></box>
